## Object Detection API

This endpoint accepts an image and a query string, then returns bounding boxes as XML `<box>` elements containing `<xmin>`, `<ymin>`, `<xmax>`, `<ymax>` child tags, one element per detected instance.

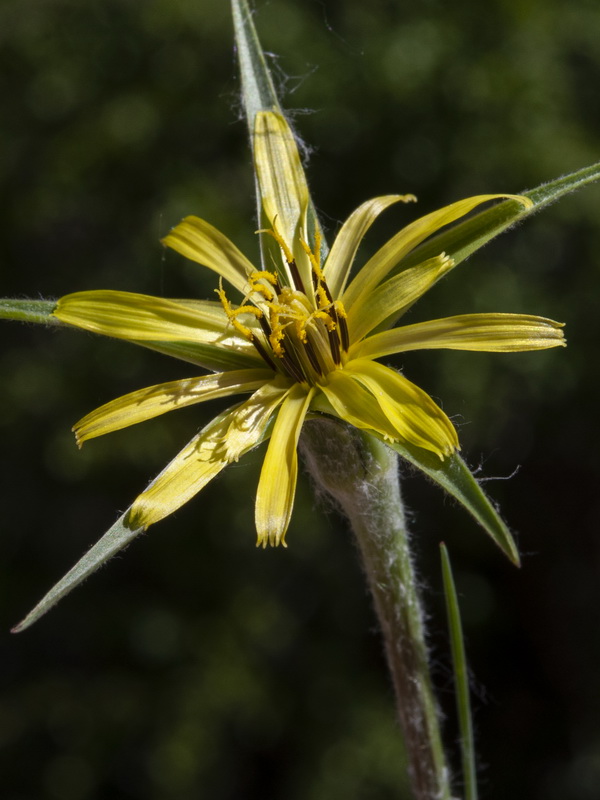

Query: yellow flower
<box><xmin>53</xmin><ymin>112</ymin><xmax>565</xmax><ymax>548</ymax></box>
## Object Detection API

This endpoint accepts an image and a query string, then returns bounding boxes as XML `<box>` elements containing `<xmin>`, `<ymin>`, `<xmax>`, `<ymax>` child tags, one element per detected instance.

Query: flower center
<box><xmin>216</xmin><ymin>227</ymin><xmax>349</xmax><ymax>384</ymax></box>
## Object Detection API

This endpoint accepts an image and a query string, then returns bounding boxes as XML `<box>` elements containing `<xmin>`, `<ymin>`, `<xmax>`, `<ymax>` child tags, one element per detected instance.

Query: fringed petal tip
<box><xmin>438</xmin><ymin>441</ymin><xmax>461</xmax><ymax>461</ymax></box>
<box><xmin>256</xmin><ymin>530</ymin><xmax>288</xmax><ymax>548</ymax></box>
<box><xmin>425</xmin><ymin>434</ymin><xmax>460</xmax><ymax>462</ymax></box>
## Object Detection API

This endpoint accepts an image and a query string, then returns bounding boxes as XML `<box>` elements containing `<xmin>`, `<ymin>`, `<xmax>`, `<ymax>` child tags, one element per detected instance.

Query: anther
<box><xmin>257</xmin><ymin>224</ymin><xmax>305</xmax><ymax>292</ymax></box>
<box><xmin>338</xmin><ymin>314</ymin><xmax>350</xmax><ymax>352</ymax></box>
<box><xmin>303</xmin><ymin>338</ymin><xmax>324</xmax><ymax>376</ymax></box>
<box><xmin>251</xmin><ymin>337</ymin><xmax>278</xmax><ymax>370</ymax></box>
<box><xmin>327</xmin><ymin>327</ymin><xmax>342</xmax><ymax>365</ymax></box>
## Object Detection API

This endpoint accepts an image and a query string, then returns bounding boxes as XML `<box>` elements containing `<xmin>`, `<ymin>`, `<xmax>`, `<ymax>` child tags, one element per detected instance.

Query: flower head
<box><xmin>53</xmin><ymin>111</ymin><xmax>565</xmax><ymax>548</ymax></box>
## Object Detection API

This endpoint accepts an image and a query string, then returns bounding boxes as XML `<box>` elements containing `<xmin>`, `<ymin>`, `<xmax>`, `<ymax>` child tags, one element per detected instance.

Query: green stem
<box><xmin>301</xmin><ymin>419</ymin><xmax>451</xmax><ymax>800</ymax></box>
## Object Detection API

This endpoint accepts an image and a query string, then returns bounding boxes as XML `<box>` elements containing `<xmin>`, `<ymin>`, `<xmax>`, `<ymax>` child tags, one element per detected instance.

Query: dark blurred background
<box><xmin>1</xmin><ymin>0</ymin><xmax>599</xmax><ymax>798</ymax></box>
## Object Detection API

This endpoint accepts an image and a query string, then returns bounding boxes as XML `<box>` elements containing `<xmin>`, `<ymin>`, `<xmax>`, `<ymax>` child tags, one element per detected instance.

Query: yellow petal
<box><xmin>253</xmin><ymin>111</ymin><xmax>309</xmax><ymax>249</ymax></box>
<box><xmin>127</xmin><ymin>414</ymin><xmax>234</xmax><ymax>530</ymax></box>
<box><xmin>143</xmin><ymin>339</ymin><xmax>263</xmax><ymax>372</ymax></box>
<box><xmin>54</xmin><ymin>291</ymin><xmax>256</xmax><ymax>350</ymax></box>
<box><xmin>74</xmin><ymin>368</ymin><xmax>274</xmax><ymax>445</ymax></box>
<box><xmin>319</xmin><ymin>361</ymin><xmax>457</xmax><ymax>459</ymax></box>
<box><xmin>352</xmin><ymin>313</ymin><xmax>566</xmax><ymax>360</ymax></box>
<box><xmin>342</xmin><ymin>194</ymin><xmax>532</xmax><ymax>312</ymax></box>
<box><xmin>224</xmin><ymin>379</ymin><xmax>292</xmax><ymax>461</ymax></box>
<box><xmin>347</xmin><ymin>254</ymin><xmax>454</xmax><ymax>342</ymax></box>
<box><xmin>162</xmin><ymin>216</ymin><xmax>255</xmax><ymax>295</ymax></box>
<box><xmin>255</xmin><ymin>383</ymin><xmax>314</xmax><ymax>547</ymax></box>
<box><xmin>344</xmin><ymin>360</ymin><xmax>458</xmax><ymax>457</ymax></box>
<box><xmin>318</xmin><ymin>370</ymin><xmax>403</xmax><ymax>442</ymax></box>
<box><xmin>323</xmin><ymin>194</ymin><xmax>416</xmax><ymax>297</ymax></box>
<box><xmin>129</xmin><ymin>381</ymin><xmax>290</xmax><ymax>529</ymax></box>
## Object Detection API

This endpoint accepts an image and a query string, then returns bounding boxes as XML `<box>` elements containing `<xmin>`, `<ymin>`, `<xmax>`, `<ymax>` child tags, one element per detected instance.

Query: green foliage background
<box><xmin>1</xmin><ymin>1</ymin><xmax>599</xmax><ymax>798</ymax></box>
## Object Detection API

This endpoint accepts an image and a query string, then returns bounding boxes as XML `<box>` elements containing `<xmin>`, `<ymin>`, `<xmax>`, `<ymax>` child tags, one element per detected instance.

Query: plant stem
<box><xmin>301</xmin><ymin>418</ymin><xmax>451</xmax><ymax>800</ymax></box>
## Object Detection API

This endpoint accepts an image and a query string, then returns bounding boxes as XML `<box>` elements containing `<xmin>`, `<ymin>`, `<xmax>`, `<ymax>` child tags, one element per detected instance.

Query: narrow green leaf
<box><xmin>440</xmin><ymin>544</ymin><xmax>478</xmax><ymax>800</ymax></box>
<box><xmin>0</xmin><ymin>298</ymin><xmax>59</xmax><ymax>325</ymax></box>
<box><xmin>400</xmin><ymin>161</ymin><xmax>600</xmax><ymax>273</ymax></box>
<box><xmin>12</xmin><ymin>512</ymin><xmax>144</xmax><ymax>633</ymax></box>
<box><xmin>387</xmin><ymin>441</ymin><xmax>520</xmax><ymax>565</ymax></box>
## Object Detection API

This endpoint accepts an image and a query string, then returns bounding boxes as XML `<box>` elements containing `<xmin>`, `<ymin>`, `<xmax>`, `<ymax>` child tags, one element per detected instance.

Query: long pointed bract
<box><xmin>12</xmin><ymin>513</ymin><xmax>144</xmax><ymax>633</ymax></box>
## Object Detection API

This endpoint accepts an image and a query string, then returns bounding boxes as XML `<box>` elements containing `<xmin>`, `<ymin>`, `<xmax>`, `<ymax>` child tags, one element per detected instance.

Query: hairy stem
<box><xmin>301</xmin><ymin>418</ymin><xmax>451</xmax><ymax>800</ymax></box>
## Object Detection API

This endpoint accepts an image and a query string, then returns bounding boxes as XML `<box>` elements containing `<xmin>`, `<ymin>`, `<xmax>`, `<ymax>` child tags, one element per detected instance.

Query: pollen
<box><xmin>215</xmin><ymin>281</ymin><xmax>263</xmax><ymax>341</ymax></box>
<box><xmin>256</xmin><ymin>223</ymin><xmax>295</xmax><ymax>267</ymax></box>
<box><xmin>269</xmin><ymin>322</ymin><xmax>287</xmax><ymax>356</ymax></box>
<box><xmin>299</xmin><ymin>235</ymin><xmax>322</xmax><ymax>277</ymax></box>
<box><xmin>247</xmin><ymin>270</ymin><xmax>278</xmax><ymax>301</ymax></box>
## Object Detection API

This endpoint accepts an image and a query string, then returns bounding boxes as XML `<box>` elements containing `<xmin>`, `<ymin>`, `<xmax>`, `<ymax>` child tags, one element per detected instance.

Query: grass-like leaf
<box><xmin>440</xmin><ymin>543</ymin><xmax>478</xmax><ymax>800</ymax></box>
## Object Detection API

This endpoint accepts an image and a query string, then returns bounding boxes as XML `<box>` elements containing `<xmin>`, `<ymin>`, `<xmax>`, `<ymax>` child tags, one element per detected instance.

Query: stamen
<box><xmin>303</xmin><ymin>338</ymin><xmax>324</xmax><ymax>376</ymax></box>
<box><xmin>315</xmin><ymin>284</ymin><xmax>329</xmax><ymax>308</ymax></box>
<box><xmin>269</xmin><ymin>323</ymin><xmax>286</xmax><ymax>357</ymax></box>
<box><xmin>320</xmin><ymin>282</ymin><xmax>349</xmax><ymax>352</ymax></box>
<box><xmin>258</xmin><ymin>314</ymin><xmax>273</xmax><ymax>339</ymax></box>
<box><xmin>313</xmin><ymin>309</ymin><xmax>336</xmax><ymax>331</ymax></box>
<box><xmin>265</xmin><ymin>300</ymin><xmax>293</xmax><ymax>357</ymax></box>
<box><xmin>288</xmin><ymin>259</ymin><xmax>305</xmax><ymax>292</ymax></box>
<box><xmin>257</xmin><ymin>224</ymin><xmax>305</xmax><ymax>291</ymax></box>
<box><xmin>279</xmin><ymin>352</ymin><xmax>306</xmax><ymax>384</ymax></box>
<box><xmin>214</xmin><ymin>281</ymin><xmax>278</xmax><ymax>370</ymax></box>
<box><xmin>250</xmin><ymin>337</ymin><xmax>278</xmax><ymax>370</ymax></box>
<box><xmin>327</xmin><ymin>327</ymin><xmax>342</xmax><ymax>365</ymax></box>
<box><xmin>338</xmin><ymin>313</ymin><xmax>350</xmax><ymax>352</ymax></box>
<box><xmin>313</xmin><ymin>228</ymin><xmax>322</xmax><ymax>265</ymax></box>
<box><xmin>300</xmin><ymin>238</ymin><xmax>321</xmax><ymax>277</ymax></box>
<box><xmin>251</xmin><ymin>270</ymin><xmax>278</xmax><ymax>286</ymax></box>
<box><xmin>257</xmin><ymin>225</ymin><xmax>295</xmax><ymax>266</ymax></box>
